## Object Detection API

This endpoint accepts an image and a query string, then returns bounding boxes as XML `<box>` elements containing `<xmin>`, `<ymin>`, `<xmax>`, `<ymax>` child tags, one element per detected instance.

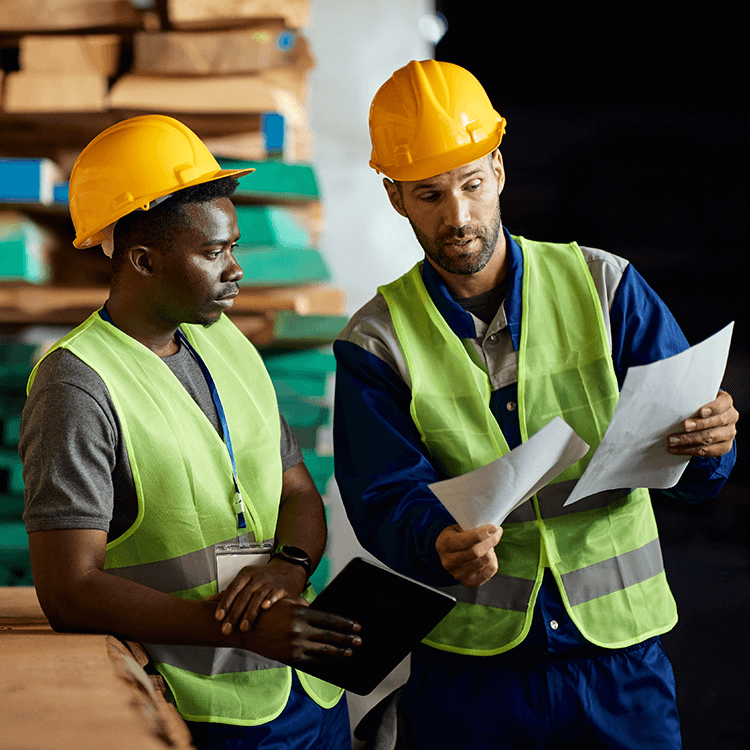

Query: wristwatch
<box><xmin>272</xmin><ymin>544</ymin><xmax>312</xmax><ymax>579</ymax></box>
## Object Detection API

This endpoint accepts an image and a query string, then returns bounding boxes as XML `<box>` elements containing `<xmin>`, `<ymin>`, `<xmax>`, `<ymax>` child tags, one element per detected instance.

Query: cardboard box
<box><xmin>19</xmin><ymin>34</ymin><xmax>121</xmax><ymax>77</ymax></box>
<box><xmin>166</xmin><ymin>0</ymin><xmax>310</xmax><ymax>29</ymax></box>
<box><xmin>2</xmin><ymin>72</ymin><xmax>107</xmax><ymax>113</ymax></box>
<box><xmin>0</xmin><ymin>0</ymin><xmax>142</xmax><ymax>32</ymax></box>
<box><xmin>133</xmin><ymin>25</ymin><xmax>313</xmax><ymax>76</ymax></box>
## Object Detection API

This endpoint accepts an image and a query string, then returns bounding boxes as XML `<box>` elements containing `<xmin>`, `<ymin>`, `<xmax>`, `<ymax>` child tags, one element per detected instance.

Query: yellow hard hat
<box><xmin>69</xmin><ymin>114</ymin><xmax>254</xmax><ymax>249</ymax></box>
<box><xmin>369</xmin><ymin>60</ymin><xmax>506</xmax><ymax>182</ymax></box>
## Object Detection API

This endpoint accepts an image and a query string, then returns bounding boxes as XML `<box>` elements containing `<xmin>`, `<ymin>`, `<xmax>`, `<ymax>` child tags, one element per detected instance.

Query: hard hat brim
<box><xmin>74</xmin><ymin>166</ymin><xmax>254</xmax><ymax>249</ymax></box>
<box><xmin>371</xmin><ymin>130</ymin><xmax>504</xmax><ymax>183</ymax></box>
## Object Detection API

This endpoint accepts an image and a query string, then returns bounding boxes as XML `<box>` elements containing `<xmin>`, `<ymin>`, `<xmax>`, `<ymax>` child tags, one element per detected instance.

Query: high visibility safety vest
<box><xmin>378</xmin><ymin>237</ymin><xmax>677</xmax><ymax>655</ymax></box>
<box><xmin>27</xmin><ymin>312</ymin><xmax>342</xmax><ymax>724</ymax></box>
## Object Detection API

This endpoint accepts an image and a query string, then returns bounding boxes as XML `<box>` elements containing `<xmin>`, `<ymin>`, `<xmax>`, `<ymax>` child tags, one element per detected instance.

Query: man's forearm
<box><xmin>33</xmin><ymin>552</ymin><xmax>242</xmax><ymax>648</ymax></box>
<box><xmin>275</xmin><ymin>462</ymin><xmax>327</xmax><ymax>572</ymax></box>
<box><xmin>32</xmin><ymin>544</ymin><xmax>360</xmax><ymax>664</ymax></box>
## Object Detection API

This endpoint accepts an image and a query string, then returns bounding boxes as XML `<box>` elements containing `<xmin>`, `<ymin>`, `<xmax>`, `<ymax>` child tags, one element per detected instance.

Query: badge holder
<box><xmin>215</xmin><ymin>541</ymin><xmax>274</xmax><ymax>592</ymax></box>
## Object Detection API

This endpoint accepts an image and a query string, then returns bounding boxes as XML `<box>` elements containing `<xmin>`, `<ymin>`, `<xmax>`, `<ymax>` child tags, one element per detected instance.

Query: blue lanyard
<box><xmin>99</xmin><ymin>307</ymin><xmax>250</xmax><ymax>539</ymax></box>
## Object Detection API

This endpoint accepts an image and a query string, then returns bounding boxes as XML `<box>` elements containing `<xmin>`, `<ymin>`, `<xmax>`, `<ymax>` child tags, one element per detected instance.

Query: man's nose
<box><xmin>223</xmin><ymin>252</ymin><xmax>243</xmax><ymax>283</ymax></box>
<box><xmin>444</xmin><ymin>193</ymin><xmax>471</xmax><ymax>230</ymax></box>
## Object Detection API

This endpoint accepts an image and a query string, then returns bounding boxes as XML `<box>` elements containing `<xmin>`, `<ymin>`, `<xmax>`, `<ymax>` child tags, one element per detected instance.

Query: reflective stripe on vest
<box><xmin>379</xmin><ymin>237</ymin><xmax>676</xmax><ymax>654</ymax></box>
<box><xmin>27</xmin><ymin>312</ymin><xmax>342</xmax><ymax>723</ymax></box>
<box><xmin>107</xmin><ymin>534</ymin><xmax>276</xmax><ymax>593</ymax></box>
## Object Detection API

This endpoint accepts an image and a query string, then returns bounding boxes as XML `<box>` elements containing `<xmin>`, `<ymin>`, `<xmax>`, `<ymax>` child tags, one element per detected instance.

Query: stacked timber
<box><xmin>0</xmin><ymin>1</ymin><xmax>346</xmax><ymax>549</ymax></box>
<box><xmin>0</xmin><ymin>0</ymin><xmax>342</xmax><ymax>338</ymax></box>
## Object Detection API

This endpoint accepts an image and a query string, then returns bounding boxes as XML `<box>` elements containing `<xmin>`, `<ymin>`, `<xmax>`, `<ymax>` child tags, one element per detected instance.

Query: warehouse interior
<box><xmin>1</xmin><ymin>1</ymin><xmax>747</xmax><ymax>749</ymax></box>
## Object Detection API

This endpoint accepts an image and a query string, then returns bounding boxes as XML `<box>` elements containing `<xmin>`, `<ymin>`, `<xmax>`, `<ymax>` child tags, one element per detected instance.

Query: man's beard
<box><xmin>408</xmin><ymin>200</ymin><xmax>502</xmax><ymax>276</ymax></box>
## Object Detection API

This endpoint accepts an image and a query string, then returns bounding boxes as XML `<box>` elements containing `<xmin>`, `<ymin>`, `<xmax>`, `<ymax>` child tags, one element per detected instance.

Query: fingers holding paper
<box><xmin>668</xmin><ymin>390</ymin><xmax>738</xmax><ymax>457</ymax></box>
<box><xmin>436</xmin><ymin>523</ymin><xmax>503</xmax><ymax>588</ymax></box>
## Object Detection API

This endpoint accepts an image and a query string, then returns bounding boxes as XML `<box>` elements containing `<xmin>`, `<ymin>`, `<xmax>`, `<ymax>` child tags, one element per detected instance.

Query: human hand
<box><xmin>668</xmin><ymin>390</ymin><xmax>738</xmax><ymax>457</ymax></box>
<box><xmin>241</xmin><ymin>597</ymin><xmax>362</xmax><ymax>665</ymax></box>
<box><xmin>214</xmin><ymin>557</ymin><xmax>308</xmax><ymax>635</ymax></box>
<box><xmin>436</xmin><ymin>523</ymin><xmax>503</xmax><ymax>588</ymax></box>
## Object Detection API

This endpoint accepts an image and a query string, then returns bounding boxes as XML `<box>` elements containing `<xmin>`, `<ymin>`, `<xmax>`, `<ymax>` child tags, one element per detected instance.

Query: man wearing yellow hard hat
<box><xmin>20</xmin><ymin>114</ymin><xmax>361</xmax><ymax>750</ymax></box>
<box><xmin>333</xmin><ymin>60</ymin><xmax>738</xmax><ymax>748</ymax></box>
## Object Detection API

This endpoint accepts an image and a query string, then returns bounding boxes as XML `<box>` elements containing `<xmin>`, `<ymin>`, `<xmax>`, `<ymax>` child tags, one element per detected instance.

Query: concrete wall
<box><xmin>305</xmin><ymin>0</ymin><xmax>433</xmax><ymax>315</ymax></box>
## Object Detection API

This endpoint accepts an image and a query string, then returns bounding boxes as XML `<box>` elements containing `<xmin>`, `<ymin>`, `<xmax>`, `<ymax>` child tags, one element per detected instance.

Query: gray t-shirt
<box><xmin>20</xmin><ymin>341</ymin><xmax>303</xmax><ymax>543</ymax></box>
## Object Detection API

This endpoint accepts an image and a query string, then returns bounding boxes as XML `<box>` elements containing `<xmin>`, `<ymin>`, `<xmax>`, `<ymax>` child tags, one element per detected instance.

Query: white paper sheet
<box><xmin>428</xmin><ymin>416</ymin><xmax>590</xmax><ymax>530</ymax></box>
<box><xmin>564</xmin><ymin>322</ymin><xmax>734</xmax><ymax>506</ymax></box>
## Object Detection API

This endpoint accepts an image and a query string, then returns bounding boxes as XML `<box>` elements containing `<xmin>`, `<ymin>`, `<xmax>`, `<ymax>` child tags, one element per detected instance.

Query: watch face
<box><xmin>281</xmin><ymin>545</ymin><xmax>308</xmax><ymax>561</ymax></box>
<box><xmin>278</xmin><ymin>545</ymin><xmax>311</xmax><ymax>573</ymax></box>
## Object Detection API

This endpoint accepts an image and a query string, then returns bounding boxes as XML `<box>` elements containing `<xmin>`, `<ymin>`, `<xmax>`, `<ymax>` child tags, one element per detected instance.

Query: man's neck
<box><xmin>105</xmin><ymin>293</ymin><xmax>179</xmax><ymax>357</ymax></box>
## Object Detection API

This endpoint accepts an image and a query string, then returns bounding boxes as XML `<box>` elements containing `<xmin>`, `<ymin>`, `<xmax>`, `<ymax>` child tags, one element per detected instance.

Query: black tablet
<box><xmin>298</xmin><ymin>556</ymin><xmax>456</xmax><ymax>695</ymax></box>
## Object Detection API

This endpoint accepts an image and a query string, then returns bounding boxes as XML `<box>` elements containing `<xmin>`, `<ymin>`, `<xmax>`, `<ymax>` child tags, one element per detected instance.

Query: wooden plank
<box><xmin>0</xmin><ymin>284</ymin><xmax>108</xmax><ymax>321</ymax></box>
<box><xmin>233</xmin><ymin>285</ymin><xmax>345</xmax><ymax>314</ymax></box>
<box><xmin>0</xmin><ymin>111</ymin><xmax>304</xmax><ymax>160</ymax></box>
<box><xmin>3</xmin><ymin>72</ymin><xmax>108</xmax><ymax>114</ymax></box>
<box><xmin>108</xmin><ymin>73</ymin><xmax>279</xmax><ymax>115</ymax></box>
<box><xmin>133</xmin><ymin>26</ymin><xmax>314</xmax><ymax>76</ymax></box>
<box><xmin>0</xmin><ymin>586</ymin><xmax>48</xmax><ymax>627</ymax></box>
<box><xmin>0</xmin><ymin>112</ymin><xmax>119</xmax><ymax>159</ymax></box>
<box><xmin>0</xmin><ymin>626</ymin><xmax>194</xmax><ymax>748</ymax></box>
<box><xmin>0</xmin><ymin>283</ymin><xmax>345</xmax><ymax>319</ymax></box>
<box><xmin>107</xmin><ymin>69</ymin><xmax>309</xmax><ymax>118</ymax></box>
<box><xmin>19</xmin><ymin>34</ymin><xmax>121</xmax><ymax>77</ymax></box>
<box><xmin>166</xmin><ymin>0</ymin><xmax>310</xmax><ymax>30</ymax></box>
<box><xmin>0</xmin><ymin>0</ymin><xmax>143</xmax><ymax>33</ymax></box>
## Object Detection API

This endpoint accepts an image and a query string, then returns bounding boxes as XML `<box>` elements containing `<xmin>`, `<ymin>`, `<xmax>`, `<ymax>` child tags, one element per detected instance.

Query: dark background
<box><xmin>434</xmin><ymin>4</ymin><xmax>748</xmax><ymax>748</ymax></box>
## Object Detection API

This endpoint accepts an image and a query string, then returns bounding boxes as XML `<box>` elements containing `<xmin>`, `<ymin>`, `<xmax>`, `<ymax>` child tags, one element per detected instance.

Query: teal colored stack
<box><xmin>0</xmin><ymin>522</ymin><xmax>33</xmax><ymax>586</ymax></box>
<box><xmin>236</xmin><ymin>205</ymin><xmax>311</xmax><ymax>249</ymax></box>
<box><xmin>0</xmin><ymin>213</ymin><xmax>50</xmax><ymax>283</ymax></box>
<box><xmin>263</xmin><ymin>348</ymin><xmax>336</xmax><ymax>590</ymax></box>
<box><xmin>233</xmin><ymin>205</ymin><xmax>330</xmax><ymax>287</ymax></box>
<box><xmin>265</xmin><ymin>348</ymin><xmax>334</xmax><ymax>458</ymax></box>
<box><xmin>272</xmin><ymin>311</ymin><xmax>349</xmax><ymax>344</ymax></box>
<box><xmin>0</xmin><ymin>343</ymin><xmax>36</xmax><ymax>582</ymax></box>
<box><xmin>0</xmin><ymin>342</ymin><xmax>32</xmax><ymax>586</ymax></box>
<box><xmin>219</xmin><ymin>159</ymin><xmax>320</xmax><ymax>201</ymax></box>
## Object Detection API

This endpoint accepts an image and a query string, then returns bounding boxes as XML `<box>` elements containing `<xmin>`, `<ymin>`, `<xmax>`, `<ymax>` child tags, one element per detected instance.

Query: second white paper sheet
<box><xmin>564</xmin><ymin>322</ymin><xmax>734</xmax><ymax>506</ymax></box>
<box><xmin>429</xmin><ymin>416</ymin><xmax>590</xmax><ymax>530</ymax></box>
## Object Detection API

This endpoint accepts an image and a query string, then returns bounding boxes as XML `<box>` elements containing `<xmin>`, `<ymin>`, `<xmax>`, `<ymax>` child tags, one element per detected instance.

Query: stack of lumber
<box><xmin>0</xmin><ymin>587</ymin><xmax>195</xmax><ymax>748</ymax></box>
<box><xmin>0</xmin><ymin>0</ymin><xmax>344</xmax><ymax>336</ymax></box>
<box><xmin>0</xmin><ymin>0</ymin><xmax>315</xmax><ymax>160</ymax></box>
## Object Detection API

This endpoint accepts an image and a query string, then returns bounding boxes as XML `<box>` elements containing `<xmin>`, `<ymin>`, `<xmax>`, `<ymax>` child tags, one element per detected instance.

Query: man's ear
<box><xmin>493</xmin><ymin>150</ymin><xmax>506</xmax><ymax>196</ymax></box>
<box><xmin>128</xmin><ymin>245</ymin><xmax>156</xmax><ymax>278</ymax></box>
<box><xmin>383</xmin><ymin>178</ymin><xmax>408</xmax><ymax>218</ymax></box>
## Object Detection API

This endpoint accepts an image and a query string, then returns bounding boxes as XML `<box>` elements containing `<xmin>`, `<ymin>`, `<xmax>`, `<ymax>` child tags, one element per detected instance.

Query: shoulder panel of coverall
<box><xmin>578</xmin><ymin>245</ymin><xmax>630</xmax><ymax>350</ymax></box>
<box><xmin>338</xmin><ymin>292</ymin><xmax>412</xmax><ymax>388</ymax></box>
<box><xmin>338</xmin><ymin>246</ymin><xmax>630</xmax><ymax>388</ymax></box>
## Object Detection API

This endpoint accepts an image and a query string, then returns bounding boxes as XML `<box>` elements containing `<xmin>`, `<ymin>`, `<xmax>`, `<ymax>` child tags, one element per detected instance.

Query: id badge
<box><xmin>215</xmin><ymin>541</ymin><xmax>274</xmax><ymax>592</ymax></box>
